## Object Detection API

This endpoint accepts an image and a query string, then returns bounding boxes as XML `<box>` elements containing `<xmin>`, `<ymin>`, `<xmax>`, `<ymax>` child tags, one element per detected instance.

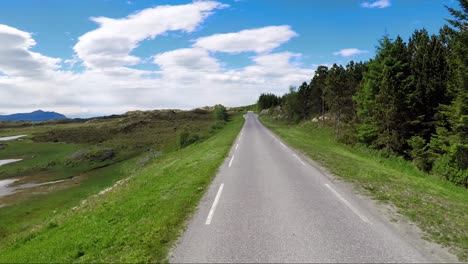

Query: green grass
<box><xmin>0</xmin><ymin>114</ymin><xmax>244</xmax><ymax>263</ymax></box>
<box><xmin>0</xmin><ymin>140</ymin><xmax>84</xmax><ymax>180</ymax></box>
<box><xmin>0</xmin><ymin>159</ymin><xmax>133</xmax><ymax>242</ymax></box>
<box><xmin>0</xmin><ymin>110</ymin><xmax>215</xmax><ymax>182</ymax></box>
<box><xmin>0</xmin><ymin>109</ymin><xmax>219</xmax><ymax>247</ymax></box>
<box><xmin>260</xmin><ymin>116</ymin><xmax>468</xmax><ymax>261</ymax></box>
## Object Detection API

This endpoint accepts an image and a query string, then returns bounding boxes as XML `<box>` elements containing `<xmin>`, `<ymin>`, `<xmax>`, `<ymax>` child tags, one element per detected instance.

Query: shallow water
<box><xmin>0</xmin><ymin>135</ymin><xmax>26</xmax><ymax>141</ymax></box>
<box><xmin>0</xmin><ymin>179</ymin><xmax>18</xmax><ymax>197</ymax></box>
<box><xmin>0</xmin><ymin>159</ymin><xmax>22</xmax><ymax>166</ymax></box>
<box><xmin>0</xmin><ymin>178</ymin><xmax>66</xmax><ymax>198</ymax></box>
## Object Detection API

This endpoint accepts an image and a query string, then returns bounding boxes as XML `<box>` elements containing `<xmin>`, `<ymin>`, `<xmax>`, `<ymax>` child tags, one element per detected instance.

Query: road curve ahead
<box><xmin>171</xmin><ymin>112</ymin><xmax>436</xmax><ymax>263</ymax></box>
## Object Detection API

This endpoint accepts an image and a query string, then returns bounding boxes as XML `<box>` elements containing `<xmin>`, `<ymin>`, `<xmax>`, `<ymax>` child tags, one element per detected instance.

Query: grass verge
<box><xmin>261</xmin><ymin>116</ymin><xmax>468</xmax><ymax>261</ymax></box>
<box><xmin>0</xmin><ymin>114</ymin><xmax>244</xmax><ymax>263</ymax></box>
<box><xmin>0</xmin><ymin>158</ymin><xmax>133</xmax><ymax>242</ymax></box>
<box><xmin>0</xmin><ymin>109</ymin><xmax>217</xmax><ymax>243</ymax></box>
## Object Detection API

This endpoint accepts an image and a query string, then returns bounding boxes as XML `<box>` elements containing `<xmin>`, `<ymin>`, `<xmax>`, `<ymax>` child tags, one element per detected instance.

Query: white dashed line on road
<box><xmin>205</xmin><ymin>183</ymin><xmax>224</xmax><ymax>225</ymax></box>
<box><xmin>229</xmin><ymin>155</ymin><xmax>235</xmax><ymax>167</ymax></box>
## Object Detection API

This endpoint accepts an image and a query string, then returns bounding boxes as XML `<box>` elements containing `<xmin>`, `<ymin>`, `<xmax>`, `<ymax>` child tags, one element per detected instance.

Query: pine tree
<box><xmin>373</xmin><ymin>36</ymin><xmax>412</xmax><ymax>153</ymax></box>
<box><xmin>407</xmin><ymin>30</ymin><xmax>450</xmax><ymax>142</ymax></box>
<box><xmin>297</xmin><ymin>82</ymin><xmax>312</xmax><ymax>120</ymax></box>
<box><xmin>282</xmin><ymin>86</ymin><xmax>301</xmax><ymax>122</ymax></box>
<box><xmin>309</xmin><ymin>66</ymin><xmax>328</xmax><ymax>125</ymax></box>
<box><xmin>325</xmin><ymin>64</ymin><xmax>350</xmax><ymax>136</ymax></box>
<box><xmin>354</xmin><ymin>36</ymin><xmax>393</xmax><ymax>145</ymax></box>
<box><xmin>431</xmin><ymin>0</ymin><xmax>468</xmax><ymax>186</ymax></box>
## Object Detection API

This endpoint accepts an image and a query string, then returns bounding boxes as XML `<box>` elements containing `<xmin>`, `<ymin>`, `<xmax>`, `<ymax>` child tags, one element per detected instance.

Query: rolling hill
<box><xmin>0</xmin><ymin>110</ymin><xmax>67</xmax><ymax>122</ymax></box>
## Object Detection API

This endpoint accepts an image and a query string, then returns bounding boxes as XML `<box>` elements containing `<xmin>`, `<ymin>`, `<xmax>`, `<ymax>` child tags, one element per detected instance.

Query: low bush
<box><xmin>179</xmin><ymin>131</ymin><xmax>200</xmax><ymax>148</ymax></box>
<box><xmin>211</xmin><ymin>121</ymin><xmax>226</xmax><ymax>131</ymax></box>
<box><xmin>69</xmin><ymin>147</ymin><xmax>115</xmax><ymax>163</ymax></box>
<box><xmin>432</xmin><ymin>144</ymin><xmax>468</xmax><ymax>187</ymax></box>
<box><xmin>407</xmin><ymin>136</ymin><xmax>432</xmax><ymax>172</ymax></box>
<box><xmin>214</xmin><ymin>105</ymin><xmax>228</xmax><ymax>122</ymax></box>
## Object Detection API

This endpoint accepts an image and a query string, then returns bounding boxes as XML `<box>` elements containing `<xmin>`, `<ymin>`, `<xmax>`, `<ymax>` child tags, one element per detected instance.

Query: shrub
<box><xmin>69</xmin><ymin>148</ymin><xmax>115</xmax><ymax>163</ymax></box>
<box><xmin>407</xmin><ymin>136</ymin><xmax>432</xmax><ymax>172</ymax></box>
<box><xmin>211</xmin><ymin>121</ymin><xmax>225</xmax><ymax>131</ymax></box>
<box><xmin>179</xmin><ymin>131</ymin><xmax>200</xmax><ymax>148</ymax></box>
<box><xmin>214</xmin><ymin>105</ymin><xmax>228</xmax><ymax>122</ymax></box>
<box><xmin>432</xmin><ymin>144</ymin><xmax>468</xmax><ymax>187</ymax></box>
<box><xmin>337</xmin><ymin>123</ymin><xmax>358</xmax><ymax>145</ymax></box>
<box><xmin>356</xmin><ymin>123</ymin><xmax>378</xmax><ymax>146</ymax></box>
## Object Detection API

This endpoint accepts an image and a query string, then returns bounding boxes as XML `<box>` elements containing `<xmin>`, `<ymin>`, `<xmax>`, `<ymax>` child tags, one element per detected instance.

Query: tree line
<box><xmin>257</xmin><ymin>1</ymin><xmax>467</xmax><ymax>187</ymax></box>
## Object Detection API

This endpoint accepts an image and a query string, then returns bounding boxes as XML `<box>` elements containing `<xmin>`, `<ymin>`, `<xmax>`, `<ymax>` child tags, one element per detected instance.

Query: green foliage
<box><xmin>258</xmin><ymin>0</ymin><xmax>467</xmax><ymax>187</ymax></box>
<box><xmin>211</xmin><ymin>121</ymin><xmax>226</xmax><ymax>131</ymax></box>
<box><xmin>296</xmin><ymin>82</ymin><xmax>313</xmax><ymax>119</ymax></box>
<box><xmin>281</xmin><ymin>86</ymin><xmax>302</xmax><ymax>122</ymax></box>
<box><xmin>179</xmin><ymin>130</ymin><xmax>200</xmax><ymax>148</ymax></box>
<box><xmin>213</xmin><ymin>104</ymin><xmax>228</xmax><ymax>122</ymax></box>
<box><xmin>309</xmin><ymin>65</ymin><xmax>328</xmax><ymax>117</ymax></box>
<box><xmin>324</xmin><ymin>64</ymin><xmax>348</xmax><ymax>135</ymax></box>
<box><xmin>433</xmin><ymin>150</ymin><xmax>468</xmax><ymax>187</ymax></box>
<box><xmin>407</xmin><ymin>136</ymin><xmax>432</xmax><ymax>172</ymax></box>
<box><xmin>355</xmin><ymin>123</ymin><xmax>378</xmax><ymax>145</ymax></box>
<box><xmin>257</xmin><ymin>93</ymin><xmax>281</xmax><ymax>110</ymax></box>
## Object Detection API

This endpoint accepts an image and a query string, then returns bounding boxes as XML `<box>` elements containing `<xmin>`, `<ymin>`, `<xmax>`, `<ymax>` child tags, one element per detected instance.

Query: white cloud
<box><xmin>0</xmin><ymin>24</ymin><xmax>62</xmax><ymax>78</ymax></box>
<box><xmin>0</xmin><ymin>3</ymin><xmax>317</xmax><ymax>117</ymax></box>
<box><xmin>194</xmin><ymin>26</ymin><xmax>297</xmax><ymax>53</ymax></box>
<box><xmin>154</xmin><ymin>48</ymin><xmax>221</xmax><ymax>73</ymax></box>
<box><xmin>231</xmin><ymin>52</ymin><xmax>314</xmax><ymax>86</ymax></box>
<box><xmin>361</xmin><ymin>0</ymin><xmax>391</xmax><ymax>9</ymax></box>
<box><xmin>73</xmin><ymin>1</ymin><xmax>226</xmax><ymax>69</ymax></box>
<box><xmin>333</xmin><ymin>48</ymin><xmax>368</xmax><ymax>57</ymax></box>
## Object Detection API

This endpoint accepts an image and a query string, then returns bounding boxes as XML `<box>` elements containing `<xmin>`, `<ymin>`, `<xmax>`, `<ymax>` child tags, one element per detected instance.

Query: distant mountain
<box><xmin>0</xmin><ymin>110</ymin><xmax>67</xmax><ymax>122</ymax></box>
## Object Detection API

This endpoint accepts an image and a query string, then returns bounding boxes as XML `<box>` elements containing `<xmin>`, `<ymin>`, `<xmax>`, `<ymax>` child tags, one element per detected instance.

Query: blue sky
<box><xmin>0</xmin><ymin>0</ymin><xmax>457</xmax><ymax>117</ymax></box>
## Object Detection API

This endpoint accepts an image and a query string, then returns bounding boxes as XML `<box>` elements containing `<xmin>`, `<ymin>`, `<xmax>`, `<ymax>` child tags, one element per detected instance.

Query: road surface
<box><xmin>171</xmin><ymin>112</ymin><xmax>440</xmax><ymax>263</ymax></box>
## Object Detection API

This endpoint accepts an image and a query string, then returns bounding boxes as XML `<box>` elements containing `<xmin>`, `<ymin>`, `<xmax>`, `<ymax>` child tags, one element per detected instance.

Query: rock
<box><xmin>96</xmin><ymin>149</ymin><xmax>115</xmax><ymax>161</ymax></box>
<box><xmin>69</xmin><ymin>148</ymin><xmax>115</xmax><ymax>162</ymax></box>
<box><xmin>70</xmin><ymin>150</ymin><xmax>88</xmax><ymax>161</ymax></box>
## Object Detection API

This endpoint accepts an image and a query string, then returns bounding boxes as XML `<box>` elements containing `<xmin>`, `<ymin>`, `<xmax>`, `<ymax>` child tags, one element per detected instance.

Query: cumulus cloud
<box><xmin>333</xmin><ymin>48</ymin><xmax>368</xmax><ymax>57</ymax></box>
<box><xmin>361</xmin><ymin>0</ymin><xmax>391</xmax><ymax>9</ymax></box>
<box><xmin>0</xmin><ymin>3</ymin><xmax>317</xmax><ymax>117</ymax></box>
<box><xmin>233</xmin><ymin>52</ymin><xmax>313</xmax><ymax>84</ymax></box>
<box><xmin>194</xmin><ymin>26</ymin><xmax>297</xmax><ymax>53</ymax></box>
<box><xmin>73</xmin><ymin>1</ymin><xmax>226</xmax><ymax>69</ymax></box>
<box><xmin>0</xmin><ymin>24</ymin><xmax>62</xmax><ymax>78</ymax></box>
<box><xmin>154</xmin><ymin>48</ymin><xmax>221</xmax><ymax>73</ymax></box>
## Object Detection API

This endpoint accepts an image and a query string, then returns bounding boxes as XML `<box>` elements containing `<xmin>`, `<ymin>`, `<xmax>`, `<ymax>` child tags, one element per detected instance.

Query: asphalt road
<box><xmin>170</xmin><ymin>112</ymin><xmax>437</xmax><ymax>263</ymax></box>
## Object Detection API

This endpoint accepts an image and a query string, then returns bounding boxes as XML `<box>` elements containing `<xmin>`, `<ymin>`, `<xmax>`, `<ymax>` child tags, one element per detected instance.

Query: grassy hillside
<box><xmin>0</xmin><ymin>109</ymin><xmax>218</xmax><ymax>246</ymax></box>
<box><xmin>0</xmin><ymin>113</ymin><xmax>244</xmax><ymax>262</ymax></box>
<box><xmin>260</xmin><ymin>116</ymin><xmax>468</xmax><ymax>261</ymax></box>
<box><xmin>0</xmin><ymin>110</ymin><xmax>215</xmax><ymax>180</ymax></box>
